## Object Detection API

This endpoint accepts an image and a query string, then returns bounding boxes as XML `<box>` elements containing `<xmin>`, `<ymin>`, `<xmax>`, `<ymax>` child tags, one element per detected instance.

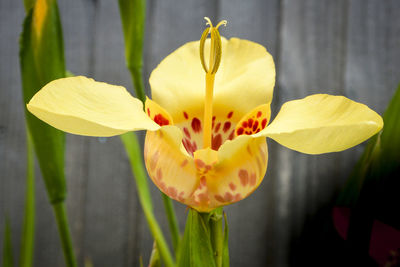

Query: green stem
<box><xmin>52</xmin><ymin>202</ymin><xmax>77</xmax><ymax>267</ymax></box>
<box><xmin>210</xmin><ymin>209</ymin><xmax>224</xmax><ymax>267</ymax></box>
<box><xmin>129</xmin><ymin>67</ymin><xmax>146</xmax><ymax>103</ymax></box>
<box><xmin>121</xmin><ymin>133</ymin><xmax>175</xmax><ymax>267</ymax></box>
<box><xmin>161</xmin><ymin>193</ymin><xmax>180</xmax><ymax>252</ymax></box>
<box><xmin>19</xmin><ymin>130</ymin><xmax>35</xmax><ymax>267</ymax></box>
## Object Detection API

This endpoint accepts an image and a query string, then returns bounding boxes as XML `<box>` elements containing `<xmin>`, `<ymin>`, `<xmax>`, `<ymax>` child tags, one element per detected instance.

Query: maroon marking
<box><xmin>242</xmin><ymin>121</ymin><xmax>248</xmax><ymax>127</ymax></box>
<box><xmin>233</xmin><ymin>193</ymin><xmax>241</xmax><ymax>202</ymax></box>
<box><xmin>228</xmin><ymin>130</ymin><xmax>235</xmax><ymax>140</ymax></box>
<box><xmin>156</xmin><ymin>168</ymin><xmax>163</xmax><ymax>180</ymax></box>
<box><xmin>167</xmin><ymin>187</ymin><xmax>177</xmax><ymax>198</ymax></box>
<box><xmin>257</xmin><ymin>111</ymin><xmax>262</xmax><ymax>118</ymax></box>
<box><xmin>223</xmin><ymin>121</ymin><xmax>231</xmax><ymax>133</ymax></box>
<box><xmin>154</xmin><ymin>114</ymin><xmax>169</xmax><ymax>126</ymax></box>
<box><xmin>180</xmin><ymin>159</ymin><xmax>188</xmax><ymax>167</ymax></box>
<box><xmin>215</xmin><ymin>122</ymin><xmax>221</xmax><ymax>132</ymax></box>
<box><xmin>224</xmin><ymin>192</ymin><xmax>233</xmax><ymax>202</ymax></box>
<box><xmin>183</xmin><ymin>111</ymin><xmax>189</xmax><ymax>119</ymax></box>
<box><xmin>192</xmin><ymin>141</ymin><xmax>198</xmax><ymax>151</ymax></box>
<box><xmin>252</xmin><ymin>120</ymin><xmax>259</xmax><ymax>131</ymax></box>
<box><xmin>227</xmin><ymin>111</ymin><xmax>233</xmax><ymax>119</ymax></box>
<box><xmin>212</xmin><ymin>116</ymin><xmax>216</xmax><ymax>121</ymax></box>
<box><xmin>250</xmin><ymin>173</ymin><xmax>257</xmax><ymax>186</ymax></box>
<box><xmin>212</xmin><ymin>134</ymin><xmax>222</xmax><ymax>150</ymax></box>
<box><xmin>248</xmin><ymin>118</ymin><xmax>254</xmax><ymax>127</ymax></box>
<box><xmin>191</xmin><ymin>118</ymin><xmax>201</xmax><ymax>133</ymax></box>
<box><xmin>215</xmin><ymin>194</ymin><xmax>225</xmax><ymax>202</ymax></box>
<box><xmin>200</xmin><ymin>176</ymin><xmax>207</xmax><ymax>187</ymax></box>
<box><xmin>237</xmin><ymin>128</ymin><xmax>244</xmax><ymax>136</ymax></box>
<box><xmin>147</xmin><ymin>108</ymin><xmax>150</xmax><ymax>116</ymax></box>
<box><xmin>195</xmin><ymin>159</ymin><xmax>205</xmax><ymax>168</ymax></box>
<box><xmin>229</xmin><ymin>183</ymin><xmax>236</xmax><ymax>191</ymax></box>
<box><xmin>183</xmin><ymin>127</ymin><xmax>191</xmax><ymax>139</ymax></box>
<box><xmin>197</xmin><ymin>193</ymin><xmax>209</xmax><ymax>202</ymax></box>
<box><xmin>261</xmin><ymin>118</ymin><xmax>267</xmax><ymax>129</ymax></box>
<box><xmin>239</xmin><ymin>169</ymin><xmax>249</xmax><ymax>186</ymax></box>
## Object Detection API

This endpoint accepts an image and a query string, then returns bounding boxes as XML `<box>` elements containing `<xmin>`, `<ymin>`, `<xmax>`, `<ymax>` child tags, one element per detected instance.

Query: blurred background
<box><xmin>1</xmin><ymin>0</ymin><xmax>399</xmax><ymax>266</ymax></box>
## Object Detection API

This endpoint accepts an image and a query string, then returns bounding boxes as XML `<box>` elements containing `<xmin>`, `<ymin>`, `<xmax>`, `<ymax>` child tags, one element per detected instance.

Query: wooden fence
<box><xmin>1</xmin><ymin>0</ymin><xmax>399</xmax><ymax>266</ymax></box>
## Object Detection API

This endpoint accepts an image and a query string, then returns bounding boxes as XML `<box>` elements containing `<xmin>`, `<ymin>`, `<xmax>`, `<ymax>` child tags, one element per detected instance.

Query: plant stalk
<box><xmin>52</xmin><ymin>202</ymin><xmax>77</xmax><ymax>267</ymax></box>
<box><xmin>210</xmin><ymin>208</ymin><xmax>224</xmax><ymax>267</ymax></box>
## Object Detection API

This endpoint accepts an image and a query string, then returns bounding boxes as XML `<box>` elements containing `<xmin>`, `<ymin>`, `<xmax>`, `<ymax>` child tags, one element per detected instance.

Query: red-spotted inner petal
<box><xmin>235</xmin><ymin>104</ymin><xmax>271</xmax><ymax>137</ymax></box>
<box><xmin>176</xmin><ymin>109</ymin><xmax>238</xmax><ymax>156</ymax></box>
<box><xmin>145</xmin><ymin>98</ymin><xmax>173</xmax><ymax>126</ymax></box>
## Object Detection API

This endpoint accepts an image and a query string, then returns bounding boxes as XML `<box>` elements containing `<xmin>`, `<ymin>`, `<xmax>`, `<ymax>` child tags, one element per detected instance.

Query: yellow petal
<box><xmin>144</xmin><ymin>126</ymin><xmax>198</xmax><ymax>203</ymax></box>
<box><xmin>149</xmin><ymin>37</ymin><xmax>275</xmax><ymax>122</ymax></box>
<box><xmin>145</xmin><ymin>97</ymin><xmax>174</xmax><ymax>126</ymax></box>
<box><xmin>235</xmin><ymin>104</ymin><xmax>271</xmax><ymax>137</ymax></box>
<box><xmin>200</xmin><ymin>136</ymin><xmax>268</xmax><ymax>212</ymax></box>
<box><xmin>260</xmin><ymin>94</ymin><xmax>383</xmax><ymax>154</ymax></box>
<box><xmin>27</xmin><ymin>76</ymin><xmax>160</xmax><ymax>137</ymax></box>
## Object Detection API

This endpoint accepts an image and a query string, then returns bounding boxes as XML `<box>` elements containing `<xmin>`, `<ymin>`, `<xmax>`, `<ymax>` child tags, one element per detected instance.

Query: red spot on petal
<box><xmin>191</xmin><ymin>118</ymin><xmax>201</xmax><ymax>133</ymax></box>
<box><xmin>183</xmin><ymin>111</ymin><xmax>189</xmax><ymax>119</ymax></box>
<box><xmin>212</xmin><ymin>116</ymin><xmax>216</xmax><ymax>121</ymax></box>
<box><xmin>248</xmin><ymin>118</ymin><xmax>254</xmax><ymax>127</ymax></box>
<box><xmin>261</xmin><ymin>118</ymin><xmax>267</xmax><ymax>129</ymax></box>
<box><xmin>224</xmin><ymin>192</ymin><xmax>233</xmax><ymax>202</ymax></box>
<box><xmin>147</xmin><ymin>108</ymin><xmax>150</xmax><ymax>116</ymax></box>
<box><xmin>167</xmin><ymin>187</ymin><xmax>177</xmax><ymax>198</ymax></box>
<box><xmin>250</xmin><ymin>173</ymin><xmax>257</xmax><ymax>186</ymax></box>
<box><xmin>195</xmin><ymin>159</ymin><xmax>205</xmax><ymax>168</ymax></box>
<box><xmin>183</xmin><ymin>127</ymin><xmax>191</xmax><ymax>139</ymax></box>
<box><xmin>237</xmin><ymin>128</ymin><xmax>244</xmax><ymax>136</ymax></box>
<box><xmin>257</xmin><ymin>111</ymin><xmax>262</xmax><ymax>118</ymax></box>
<box><xmin>228</xmin><ymin>130</ymin><xmax>235</xmax><ymax>140</ymax></box>
<box><xmin>183</xmin><ymin>139</ymin><xmax>194</xmax><ymax>156</ymax></box>
<box><xmin>223</xmin><ymin>122</ymin><xmax>231</xmax><ymax>133</ymax></box>
<box><xmin>252</xmin><ymin>120</ymin><xmax>259</xmax><ymax>131</ymax></box>
<box><xmin>215</xmin><ymin>194</ymin><xmax>225</xmax><ymax>202</ymax></box>
<box><xmin>227</xmin><ymin>111</ymin><xmax>233</xmax><ymax>118</ymax></box>
<box><xmin>150</xmin><ymin>151</ymin><xmax>160</xmax><ymax>171</ymax></box>
<box><xmin>242</xmin><ymin>121</ymin><xmax>248</xmax><ymax>128</ymax></box>
<box><xmin>233</xmin><ymin>193</ymin><xmax>242</xmax><ymax>202</ymax></box>
<box><xmin>180</xmin><ymin>159</ymin><xmax>188</xmax><ymax>167</ymax></box>
<box><xmin>200</xmin><ymin>176</ymin><xmax>207</xmax><ymax>187</ymax></box>
<box><xmin>212</xmin><ymin>134</ymin><xmax>222</xmax><ymax>150</ymax></box>
<box><xmin>205</xmin><ymin>165</ymin><xmax>212</xmax><ymax>171</ymax></box>
<box><xmin>156</xmin><ymin>168</ymin><xmax>163</xmax><ymax>180</ymax></box>
<box><xmin>215</xmin><ymin>122</ymin><xmax>221</xmax><ymax>133</ymax></box>
<box><xmin>229</xmin><ymin>183</ymin><xmax>236</xmax><ymax>191</ymax></box>
<box><xmin>154</xmin><ymin>114</ymin><xmax>169</xmax><ymax>126</ymax></box>
<box><xmin>197</xmin><ymin>193</ymin><xmax>209</xmax><ymax>203</ymax></box>
<box><xmin>239</xmin><ymin>169</ymin><xmax>249</xmax><ymax>186</ymax></box>
<box><xmin>192</xmin><ymin>141</ymin><xmax>198</xmax><ymax>151</ymax></box>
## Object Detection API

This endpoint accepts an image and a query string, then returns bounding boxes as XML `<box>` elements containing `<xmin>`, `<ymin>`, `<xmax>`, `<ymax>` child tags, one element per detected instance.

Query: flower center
<box><xmin>200</xmin><ymin>17</ymin><xmax>227</xmax><ymax>149</ymax></box>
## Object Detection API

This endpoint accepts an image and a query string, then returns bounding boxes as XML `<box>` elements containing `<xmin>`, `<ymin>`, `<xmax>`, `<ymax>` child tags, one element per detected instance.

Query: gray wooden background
<box><xmin>1</xmin><ymin>0</ymin><xmax>399</xmax><ymax>266</ymax></box>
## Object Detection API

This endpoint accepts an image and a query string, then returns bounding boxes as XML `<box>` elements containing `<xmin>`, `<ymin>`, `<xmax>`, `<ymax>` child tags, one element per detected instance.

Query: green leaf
<box><xmin>19</xmin><ymin>130</ymin><xmax>35</xmax><ymax>267</ymax></box>
<box><xmin>20</xmin><ymin>0</ymin><xmax>66</xmax><ymax>204</ymax></box>
<box><xmin>337</xmin><ymin>84</ymin><xmax>400</xmax><ymax>207</ymax></box>
<box><xmin>222</xmin><ymin>213</ymin><xmax>229</xmax><ymax>267</ymax></box>
<box><xmin>2</xmin><ymin>218</ymin><xmax>14</xmax><ymax>267</ymax></box>
<box><xmin>118</xmin><ymin>0</ymin><xmax>146</xmax><ymax>102</ymax></box>
<box><xmin>178</xmin><ymin>209</ymin><xmax>216</xmax><ymax>267</ymax></box>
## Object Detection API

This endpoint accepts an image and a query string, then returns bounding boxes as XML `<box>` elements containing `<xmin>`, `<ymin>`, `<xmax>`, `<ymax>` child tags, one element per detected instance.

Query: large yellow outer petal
<box><xmin>27</xmin><ymin>76</ymin><xmax>160</xmax><ymax>137</ymax></box>
<box><xmin>259</xmin><ymin>94</ymin><xmax>383</xmax><ymax>154</ymax></box>
<box><xmin>144</xmin><ymin>126</ymin><xmax>268</xmax><ymax>212</ymax></box>
<box><xmin>149</xmin><ymin>37</ymin><xmax>275</xmax><ymax>121</ymax></box>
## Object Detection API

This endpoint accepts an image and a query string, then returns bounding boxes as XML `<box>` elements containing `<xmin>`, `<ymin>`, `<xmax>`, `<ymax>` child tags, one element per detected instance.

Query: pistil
<box><xmin>200</xmin><ymin>17</ymin><xmax>227</xmax><ymax>149</ymax></box>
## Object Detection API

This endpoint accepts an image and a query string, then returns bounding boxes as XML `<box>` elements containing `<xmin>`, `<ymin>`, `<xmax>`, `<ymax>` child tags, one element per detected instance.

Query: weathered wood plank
<box><xmin>219</xmin><ymin>1</ymin><xmax>281</xmax><ymax>266</ymax></box>
<box><xmin>278</xmin><ymin>1</ymin><xmax>349</xmax><ymax>266</ymax></box>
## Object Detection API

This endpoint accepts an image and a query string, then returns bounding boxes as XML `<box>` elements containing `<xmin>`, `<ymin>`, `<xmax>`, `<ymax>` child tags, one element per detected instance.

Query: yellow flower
<box><xmin>27</xmin><ymin>19</ymin><xmax>383</xmax><ymax>212</ymax></box>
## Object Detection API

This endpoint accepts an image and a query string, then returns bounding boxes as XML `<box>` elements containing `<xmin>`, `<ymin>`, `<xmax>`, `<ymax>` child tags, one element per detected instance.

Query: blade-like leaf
<box><xmin>118</xmin><ymin>0</ymin><xmax>146</xmax><ymax>102</ymax></box>
<box><xmin>19</xmin><ymin>130</ymin><xmax>35</xmax><ymax>267</ymax></box>
<box><xmin>20</xmin><ymin>0</ymin><xmax>66</xmax><ymax>204</ymax></box>
<box><xmin>2</xmin><ymin>218</ymin><xmax>14</xmax><ymax>267</ymax></box>
<box><xmin>178</xmin><ymin>209</ymin><xmax>216</xmax><ymax>267</ymax></box>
